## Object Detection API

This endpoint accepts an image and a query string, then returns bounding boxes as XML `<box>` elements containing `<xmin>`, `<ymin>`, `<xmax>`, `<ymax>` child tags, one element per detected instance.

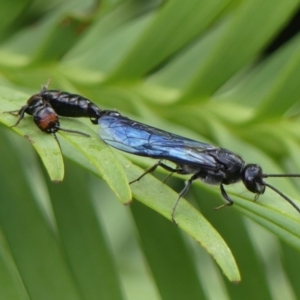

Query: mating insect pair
<box><xmin>6</xmin><ymin>84</ymin><xmax>300</xmax><ymax>222</ymax></box>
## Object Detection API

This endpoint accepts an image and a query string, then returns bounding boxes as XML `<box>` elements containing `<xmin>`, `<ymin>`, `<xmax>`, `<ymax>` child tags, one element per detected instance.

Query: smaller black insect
<box><xmin>98</xmin><ymin>111</ymin><xmax>300</xmax><ymax>223</ymax></box>
<box><xmin>5</xmin><ymin>88</ymin><xmax>90</xmax><ymax>148</ymax></box>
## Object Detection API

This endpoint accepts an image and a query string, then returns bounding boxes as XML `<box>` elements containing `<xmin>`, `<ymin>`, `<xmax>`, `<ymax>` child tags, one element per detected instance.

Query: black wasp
<box><xmin>97</xmin><ymin>110</ymin><xmax>300</xmax><ymax>222</ymax></box>
<box><xmin>5</xmin><ymin>82</ymin><xmax>102</xmax><ymax>147</ymax></box>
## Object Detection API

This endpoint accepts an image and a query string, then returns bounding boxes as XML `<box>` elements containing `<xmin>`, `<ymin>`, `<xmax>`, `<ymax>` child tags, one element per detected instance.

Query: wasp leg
<box><xmin>214</xmin><ymin>184</ymin><xmax>234</xmax><ymax>210</ymax></box>
<box><xmin>130</xmin><ymin>160</ymin><xmax>180</xmax><ymax>184</ymax></box>
<box><xmin>171</xmin><ymin>172</ymin><xmax>199</xmax><ymax>225</ymax></box>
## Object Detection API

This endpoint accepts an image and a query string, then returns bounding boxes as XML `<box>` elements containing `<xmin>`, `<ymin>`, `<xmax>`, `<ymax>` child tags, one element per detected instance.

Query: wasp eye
<box><xmin>242</xmin><ymin>164</ymin><xmax>265</xmax><ymax>194</ymax></box>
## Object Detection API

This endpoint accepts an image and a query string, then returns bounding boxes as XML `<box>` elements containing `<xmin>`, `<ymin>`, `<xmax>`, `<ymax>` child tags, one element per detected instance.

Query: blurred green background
<box><xmin>1</xmin><ymin>0</ymin><xmax>300</xmax><ymax>299</ymax></box>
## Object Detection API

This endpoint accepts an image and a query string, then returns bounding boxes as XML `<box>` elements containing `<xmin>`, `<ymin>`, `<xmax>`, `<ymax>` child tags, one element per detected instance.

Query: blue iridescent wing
<box><xmin>98</xmin><ymin>112</ymin><xmax>218</xmax><ymax>168</ymax></box>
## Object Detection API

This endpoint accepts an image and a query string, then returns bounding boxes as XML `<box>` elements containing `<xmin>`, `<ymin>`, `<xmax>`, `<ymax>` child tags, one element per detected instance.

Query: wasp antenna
<box><xmin>57</xmin><ymin>126</ymin><xmax>90</xmax><ymax>137</ymax></box>
<box><xmin>263</xmin><ymin>174</ymin><xmax>300</xmax><ymax>178</ymax></box>
<box><xmin>263</xmin><ymin>182</ymin><xmax>300</xmax><ymax>213</ymax></box>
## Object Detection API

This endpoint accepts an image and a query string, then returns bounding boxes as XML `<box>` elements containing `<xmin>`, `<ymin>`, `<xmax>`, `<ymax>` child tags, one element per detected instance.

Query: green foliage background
<box><xmin>1</xmin><ymin>0</ymin><xmax>300</xmax><ymax>299</ymax></box>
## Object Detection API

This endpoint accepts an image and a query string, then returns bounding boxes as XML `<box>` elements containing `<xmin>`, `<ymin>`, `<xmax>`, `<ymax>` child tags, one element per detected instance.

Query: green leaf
<box><xmin>48</xmin><ymin>163</ymin><xmax>125</xmax><ymax>300</ymax></box>
<box><xmin>180</xmin><ymin>0</ymin><xmax>298</xmax><ymax>100</ymax></box>
<box><xmin>0</xmin><ymin>131</ymin><xmax>81</xmax><ymax>299</ymax></box>
<box><xmin>107</xmin><ymin>0</ymin><xmax>230</xmax><ymax>81</ymax></box>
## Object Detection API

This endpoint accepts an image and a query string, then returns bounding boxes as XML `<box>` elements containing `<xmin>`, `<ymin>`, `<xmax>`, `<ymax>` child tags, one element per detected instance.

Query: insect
<box><xmin>5</xmin><ymin>93</ymin><xmax>90</xmax><ymax>147</ymax></box>
<box><xmin>6</xmin><ymin>80</ymin><xmax>105</xmax><ymax>145</ymax></box>
<box><xmin>97</xmin><ymin>110</ymin><xmax>300</xmax><ymax>222</ymax></box>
